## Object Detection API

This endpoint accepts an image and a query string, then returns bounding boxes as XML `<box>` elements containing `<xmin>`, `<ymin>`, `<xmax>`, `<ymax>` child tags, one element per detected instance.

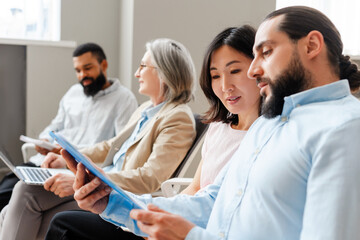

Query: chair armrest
<box><xmin>21</xmin><ymin>143</ymin><xmax>36</xmax><ymax>163</ymax></box>
<box><xmin>161</xmin><ymin>178</ymin><xmax>193</xmax><ymax>197</ymax></box>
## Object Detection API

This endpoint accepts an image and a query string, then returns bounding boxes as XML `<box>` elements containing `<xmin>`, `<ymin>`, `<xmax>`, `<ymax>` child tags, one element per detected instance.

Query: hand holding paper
<box><xmin>20</xmin><ymin>135</ymin><xmax>58</xmax><ymax>151</ymax></box>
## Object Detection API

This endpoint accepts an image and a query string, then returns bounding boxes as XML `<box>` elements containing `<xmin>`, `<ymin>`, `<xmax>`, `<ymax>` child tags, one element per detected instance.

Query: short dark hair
<box><xmin>200</xmin><ymin>25</ymin><xmax>256</xmax><ymax>124</ymax></box>
<box><xmin>265</xmin><ymin>6</ymin><xmax>360</xmax><ymax>91</ymax></box>
<box><xmin>72</xmin><ymin>42</ymin><xmax>106</xmax><ymax>64</ymax></box>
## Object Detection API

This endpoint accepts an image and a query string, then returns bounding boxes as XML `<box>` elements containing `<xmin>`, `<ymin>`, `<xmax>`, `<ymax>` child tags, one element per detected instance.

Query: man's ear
<box><xmin>100</xmin><ymin>59</ymin><xmax>108</xmax><ymax>72</ymax></box>
<box><xmin>305</xmin><ymin>30</ymin><xmax>324</xmax><ymax>59</ymax></box>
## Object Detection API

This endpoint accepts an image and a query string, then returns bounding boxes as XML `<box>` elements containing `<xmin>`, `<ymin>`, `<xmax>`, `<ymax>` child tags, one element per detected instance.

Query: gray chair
<box><xmin>160</xmin><ymin>114</ymin><xmax>208</xmax><ymax>197</ymax></box>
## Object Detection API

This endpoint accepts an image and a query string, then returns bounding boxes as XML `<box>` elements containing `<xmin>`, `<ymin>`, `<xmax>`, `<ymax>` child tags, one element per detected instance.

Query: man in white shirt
<box><xmin>0</xmin><ymin>42</ymin><xmax>137</xmax><ymax>209</ymax></box>
<box><xmin>32</xmin><ymin>42</ymin><xmax>138</xmax><ymax>164</ymax></box>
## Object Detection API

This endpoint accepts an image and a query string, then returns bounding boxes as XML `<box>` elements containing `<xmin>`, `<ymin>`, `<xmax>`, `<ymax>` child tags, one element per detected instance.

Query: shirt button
<box><xmin>281</xmin><ymin>116</ymin><xmax>288</xmax><ymax>122</ymax></box>
<box><xmin>254</xmin><ymin>148</ymin><xmax>260</xmax><ymax>155</ymax></box>
<box><xmin>218</xmin><ymin>232</ymin><xmax>225</xmax><ymax>238</ymax></box>
<box><xmin>237</xmin><ymin>188</ymin><xmax>243</xmax><ymax>196</ymax></box>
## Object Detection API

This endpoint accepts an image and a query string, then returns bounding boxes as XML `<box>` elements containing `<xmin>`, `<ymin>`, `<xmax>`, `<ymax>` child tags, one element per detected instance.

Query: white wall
<box><xmin>26</xmin><ymin>0</ymin><xmax>122</xmax><ymax>137</ymax></box>
<box><xmin>61</xmin><ymin>0</ymin><xmax>121</xmax><ymax>79</ymax></box>
<box><xmin>123</xmin><ymin>0</ymin><xmax>276</xmax><ymax>113</ymax></box>
<box><xmin>26</xmin><ymin>45</ymin><xmax>75</xmax><ymax>137</ymax></box>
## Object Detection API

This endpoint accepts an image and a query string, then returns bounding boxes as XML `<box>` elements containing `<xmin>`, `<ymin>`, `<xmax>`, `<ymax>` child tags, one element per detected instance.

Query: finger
<box><xmin>137</xmin><ymin>221</ymin><xmax>155</xmax><ymax>237</ymax></box>
<box><xmin>73</xmin><ymin>163</ymin><xmax>87</xmax><ymax>190</ymax></box>
<box><xmin>43</xmin><ymin>175</ymin><xmax>56</xmax><ymax>191</ymax></box>
<box><xmin>48</xmin><ymin>159</ymin><xmax>58</xmax><ymax>168</ymax></box>
<box><xmin>147</xmin><ymin>204</ymin><xmax>166</xmax><ymax>213</ymax></box>
<box><xmin>61</xmin><ymin>149</ymin><xmax>77</xmax><ymax>173</ymax></box>
<box><xmin>40</xmin><ymin>150</ymin><xmax>48</xmax><ymax>155</ymax></box>
<box><xmin>37</xmin><ymin>147</ymin><xmax>48</xmax><ymax>155</ymax></box>
<box><xmin>41</xmin><ymin>161</ymin><xmax>48</xmax><ymax>168</ymax></box>
<box><xmin>74</xmin><ymin>177</ymin><xmax>108</xmax><ymax>201</ymax></box>
<box><xmin>41</xmin><ymin>153</ymin><xmax>53</xmax><ymax>168</ymax></box>
<box><xmin>54</xmin><ymin>187</ymin><xmax>61</xmax><ymax>196</ymax></box>
<box><xmin>84</xmin><ymin>168</ymin><xmax>96</xmax><ymax>181</ymax></box>
<box><xmin>52</xmin><ymin>146</ymin><xmax>62</xmax><ymax>154</ymax></box>
<box><xmin>35</xmin><ymin>146</ymin><xmax>45</xmax><ymax>153</ymax></box>
<box><xmin>76</xmin><ymin>185</ymin><xmax>111</xmax><ymax>209</ymax></box>
<box><xmin>49</xmin><ymin>174</ymin><xmax>63</xmax><ymax>192</ymax></box>
<box><xmin>77</xmin><ymin>177</ymin><xmax>101</xmax><ymax>198</ymax></box>
<box><xmin>76</xmin><ymin>191</ymin><xmax>109</xmax><ymax>212</ymax></box>
<box><xmin>130</xmin><ymin>209</ymin><xmax>155</xmax><ymax>224</ymax></box>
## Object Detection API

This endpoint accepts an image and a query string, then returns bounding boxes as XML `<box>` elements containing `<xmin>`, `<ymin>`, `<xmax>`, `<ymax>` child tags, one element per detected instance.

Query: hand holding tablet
<box><xmin>49</xmin><ymin>131</ymin><xmax>146</xmax><ymax>210</ymax></box>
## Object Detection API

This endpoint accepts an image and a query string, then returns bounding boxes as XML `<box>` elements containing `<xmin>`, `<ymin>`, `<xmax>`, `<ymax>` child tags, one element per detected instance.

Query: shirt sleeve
<box><xmin>185</xmin><ymin>226</ymin><xmax>218</xmax><ymax>240</ymax></box>
<box><xmin>300</xmin><ymin>118</ymin><xmax>360</xmax><ymax>239</ymax></box>
<box><xmin>100</xmin><ymin>159</ymin><xmax>230</xmax><ymax>237</ymax></box>
<box><xmin>100</xmin><ymin>188</ymin><xmax>217</xmax><ymax>237</ymax></box>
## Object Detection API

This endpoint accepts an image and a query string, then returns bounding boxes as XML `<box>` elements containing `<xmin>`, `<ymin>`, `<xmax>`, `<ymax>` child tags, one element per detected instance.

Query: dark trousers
<box><xmin>0</xmin><ymin>162</ymin><xmax>36</xmax><ymax>210</ymax></box>
<box><xmin>45</xmin><ymin>210</ymin><xmax>145</xmax><ymax>240</ymax></box>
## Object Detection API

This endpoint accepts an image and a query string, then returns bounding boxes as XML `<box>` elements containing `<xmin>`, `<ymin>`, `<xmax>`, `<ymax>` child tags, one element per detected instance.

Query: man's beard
<box><xmin>81</xmin><ymin>71</ymin><xmax>106</xmax><ymax>97</ymax></box>
<box><xmin>258</xmin><ymin>51</ymin><xmax>312</xmax><ymax>119</ymax></box>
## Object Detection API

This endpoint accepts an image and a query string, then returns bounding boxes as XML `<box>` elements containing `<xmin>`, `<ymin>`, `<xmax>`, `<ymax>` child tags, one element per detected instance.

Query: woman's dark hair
<box><xmin>265</xmin><ymin>6</ymin><xmax>360</xmax><ymax>91</ymax></box>
<box><xmin>73</xmin><ymin>42</ymin><xmax>107</xmax><ymax>64</ymax></box>
<box><xmin>200</xmin><ymin>25</ymin><xmax>256</xmax><ymax>124</ymax></box>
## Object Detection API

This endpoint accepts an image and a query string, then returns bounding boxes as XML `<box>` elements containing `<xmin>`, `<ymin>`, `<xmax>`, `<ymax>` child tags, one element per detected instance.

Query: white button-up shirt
<box><xmin>31</xmin><ymin>79</ymin><xmax>138</xmax><ymax>165</ymax></box>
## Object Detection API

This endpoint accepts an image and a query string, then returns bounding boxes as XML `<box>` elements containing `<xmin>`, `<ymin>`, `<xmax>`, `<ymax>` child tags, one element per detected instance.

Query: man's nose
<box><xmin>247</xmin><ymin>59</ymin><xmax>263</xmax><ymax>80</ymax></box>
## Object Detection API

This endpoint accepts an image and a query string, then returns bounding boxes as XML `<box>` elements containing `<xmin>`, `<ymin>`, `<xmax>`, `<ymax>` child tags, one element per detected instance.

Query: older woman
<box><xmin>0</xmin><ymin>38</ymin><xmax>196</xmax><ymax>240</ymax></box>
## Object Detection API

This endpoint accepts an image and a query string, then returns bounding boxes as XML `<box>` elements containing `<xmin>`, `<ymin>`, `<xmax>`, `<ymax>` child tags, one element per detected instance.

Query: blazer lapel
<box><xmin>131</xmin><ymin>101</ymin><xmax>177</xmax><ymax>146</ymax></box>
<box><xmin>101</xmin><ymin>103</ymin><xmax>150</xmax><ymax>167</ymax></box>
<box><xmin>102</xmin><ymin>101</ymin><xmax>178</xmax><ymax>167</ymax></box>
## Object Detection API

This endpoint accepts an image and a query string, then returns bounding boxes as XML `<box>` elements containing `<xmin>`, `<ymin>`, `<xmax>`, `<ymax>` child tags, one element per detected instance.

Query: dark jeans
<box><xmin>0</xmin><ymin>162</ymin><xmax>37</xmax><ymax>210</ymax></box>
<box><xmin>45</xmin><ymin>210</ymin><xmax>145</xmax><ymax>240</ymax></box>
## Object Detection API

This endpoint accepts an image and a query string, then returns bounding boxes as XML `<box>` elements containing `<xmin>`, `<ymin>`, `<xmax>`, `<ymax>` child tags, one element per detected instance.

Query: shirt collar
<box><xmin>92</xmin><ymin>78</ymin><xmax>120</xmax><ymax>99</ymax></box>
<box><xmin>141</xmin><ymin>101</ymin><xmax>166</xmax><ymax>119</ymax></box>
<box><xmin>281</xmin><ymin>79</ymin><xmax>351</xmax><ymax>117</ymax></box>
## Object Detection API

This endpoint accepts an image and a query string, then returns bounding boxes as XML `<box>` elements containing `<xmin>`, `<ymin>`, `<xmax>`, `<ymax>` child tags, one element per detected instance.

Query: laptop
<box><xmin>0</xmin><ymin>151</ymin><xmax>73</xmax><ymax>185</ymax></box>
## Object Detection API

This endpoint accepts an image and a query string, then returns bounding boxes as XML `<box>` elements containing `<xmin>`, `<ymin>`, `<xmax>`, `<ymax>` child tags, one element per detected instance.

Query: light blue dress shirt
<box><xmin>103</xmin><ymin>101</ymin><xmax>166</xmax><ymax>173</ymax></box>
<box><xmin>101</xmin><ymin>80</ymin><xmax>360</xmax><ymax>240</ymax></box>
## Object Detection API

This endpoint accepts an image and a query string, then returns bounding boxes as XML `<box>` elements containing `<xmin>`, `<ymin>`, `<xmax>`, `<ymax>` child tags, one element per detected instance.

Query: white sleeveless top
<box><xmin>200</xmin><ymin>121</ymin><xmax>247</xmax><ymax>188</ymax></box>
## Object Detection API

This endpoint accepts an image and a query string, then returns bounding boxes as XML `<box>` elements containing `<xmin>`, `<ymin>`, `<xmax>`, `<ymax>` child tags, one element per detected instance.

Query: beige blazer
<box><xmin>81</xmin><ymin>100</ymin><xmax>196</xmax><ymax>194</ymax></box>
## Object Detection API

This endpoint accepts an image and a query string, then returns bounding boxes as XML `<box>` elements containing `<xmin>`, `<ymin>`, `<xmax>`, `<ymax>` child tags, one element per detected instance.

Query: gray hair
<box><xmin>146</xmin><ymin>38</ymin><xmax>196</xmax><ymax>104</ymax></box>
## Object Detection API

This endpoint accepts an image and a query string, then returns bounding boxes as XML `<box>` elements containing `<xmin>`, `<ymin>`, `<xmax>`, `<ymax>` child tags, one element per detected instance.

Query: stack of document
<box><xmin>20</xmin><ymin>135</ymin><xmax>57</xmax><ymax>150</ymax></box>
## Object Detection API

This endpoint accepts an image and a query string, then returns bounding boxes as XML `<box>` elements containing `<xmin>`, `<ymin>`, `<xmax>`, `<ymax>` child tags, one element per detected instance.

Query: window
<box><xmin>276</xmin><ymin>0</ymin><xmax>360</xmax><ymax>57</ymax></box>
<box><xmin>0</xmin><ymin>0</ymin><xmax>61</xmax><ymax>41</ymax></box>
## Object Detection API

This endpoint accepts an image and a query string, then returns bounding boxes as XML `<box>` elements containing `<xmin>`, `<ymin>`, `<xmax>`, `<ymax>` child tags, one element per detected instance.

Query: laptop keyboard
<box><xmin>22</xmin><ymin>168</ymin><xmax>52</xmax><ymax>182</ymax></box>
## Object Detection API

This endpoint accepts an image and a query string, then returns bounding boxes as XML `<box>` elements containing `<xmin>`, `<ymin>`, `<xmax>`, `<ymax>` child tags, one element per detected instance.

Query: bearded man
<box><xmin>0</xmin><ymin>42</ymin><xmax>137</xmax><ymax>211</ymax></box>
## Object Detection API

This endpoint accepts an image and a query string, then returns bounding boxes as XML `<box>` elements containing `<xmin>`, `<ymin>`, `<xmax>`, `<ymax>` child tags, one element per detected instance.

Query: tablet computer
<box><xmin>49</xmin><ymin>131</ymin><xmax>146</xmax><ymax>210</ymax></box>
